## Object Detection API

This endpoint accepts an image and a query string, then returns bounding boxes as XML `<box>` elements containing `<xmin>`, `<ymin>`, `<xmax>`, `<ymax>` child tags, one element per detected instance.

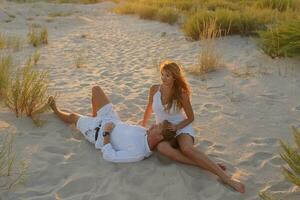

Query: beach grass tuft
<box><xmin>157</xmin><ymin>7</ymin><xmax>180</xmax><ymax>25</ymax></box>
<box><xmin>258</xmin><ymin>19</ymin><xmax>300</xmax><ymax>58</ymax></box>
<box><xmin>189</xmin><ymin>18</ymin><xmax>223</xmax><ymax>76</ymax></box>
<box><xmin>5</xmin><ymin>56</ymin><xmax>51</xmax><ymax>125</ymax></box>
<box><xmin>0</xmin><ymin>133</ymin><xmax>28</xmax><ymax>190</ymax></box>
<box><xmin>28</xmin><ymin>26</ymin><xmax>48</xmax><ymax>47</ymax></box>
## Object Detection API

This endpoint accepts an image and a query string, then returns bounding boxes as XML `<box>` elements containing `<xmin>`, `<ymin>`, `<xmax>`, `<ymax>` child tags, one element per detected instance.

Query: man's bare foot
<box><xmin>48</xmin><ymin>96</ymin><xmax>57</xmax><ymax>112</ymax></box>
<box><xmin>217</xmin><ymin>163</ymin><xmax>227</xmax><ymax>171</ymax></box>
<box><xmin>228</xmin><ymin>179</ymin><xmax>245</xmax><ymax>193</ymax></box>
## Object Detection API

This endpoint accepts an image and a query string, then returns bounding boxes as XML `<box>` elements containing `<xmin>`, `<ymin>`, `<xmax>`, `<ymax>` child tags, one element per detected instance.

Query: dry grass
<box><xmin>75</xmin><ymin>50</ymin><xmax>86</xmax><ymax>68</ymax></box>
<box><xmin>157</xmin><ymin>7</ymin><xmax>180</xmax><ymax>25</ymax></box>
<box><xmin>32</xmin><ymin>51</ymin><xmax>40</xmax><ymax>65</ymax></box>
<box><xmin>189</xmin><ymin>18</ymin><xmax>223</xmax><ymax>76</ymax></box>
<box><xmin>27</xmin><ymin>26</ymin><xmax>48</xmax><ymax>47</ymax></box>
<box><xmin>0</xmin><ymin>133</ymin><xmax>28</xmax><ymax>190</ymax></box>
<box><xmin>0</xmin><ymin>33</ymin><xmax>23</xmax><ymax>51</ymax></box>
<box><xmin>5</xmin><ymin>56</ymin><xmax>51</xmax><ymax>126</ymax></box>
<box><xmin>0</xmin><ymin>56</ymin><xmax>12</xmax><ymax>98</ymax></box>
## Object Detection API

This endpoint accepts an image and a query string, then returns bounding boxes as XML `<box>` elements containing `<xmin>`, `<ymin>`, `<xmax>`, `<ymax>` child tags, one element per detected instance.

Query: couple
<box><xmin>49</xmin><ymin>60</ymin><xmax>245</xmax><ymax>193</ymax></box>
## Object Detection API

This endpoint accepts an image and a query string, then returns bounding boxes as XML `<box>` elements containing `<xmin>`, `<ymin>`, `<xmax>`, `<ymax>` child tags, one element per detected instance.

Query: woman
<box><xmin>140</xmin><ymin>61</ymin><xmax>245</xmax><ymax>193</ymax></box>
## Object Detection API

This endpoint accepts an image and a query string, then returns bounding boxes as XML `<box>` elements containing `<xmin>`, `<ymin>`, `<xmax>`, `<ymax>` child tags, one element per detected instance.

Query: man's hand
<box><xmin>104</xmin><ymin>122</ymin><xmax>115</xmax><ymax>133</ymax></box>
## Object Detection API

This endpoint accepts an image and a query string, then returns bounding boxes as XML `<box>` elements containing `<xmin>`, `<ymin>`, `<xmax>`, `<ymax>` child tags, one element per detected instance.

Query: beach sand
<box><xmin>0</xmin><ymin>1</ymin><xmax>300</xmax><ymax>199</ymax></box>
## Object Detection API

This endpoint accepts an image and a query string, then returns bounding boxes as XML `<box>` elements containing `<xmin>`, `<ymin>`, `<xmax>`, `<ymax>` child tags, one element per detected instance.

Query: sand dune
<box><xmin>0</xmin><ymin>1</ymin><xmax>300</xmax><ymax>200</ymax></box>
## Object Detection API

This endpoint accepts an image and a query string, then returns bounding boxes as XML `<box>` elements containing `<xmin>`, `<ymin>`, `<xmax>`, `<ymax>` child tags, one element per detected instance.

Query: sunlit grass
<box><xmin>189</xmin><ymin>18</ymin><xmax>223</xmax><ymax>76</ymax></box>
<box><xmin>257</xmin><ymin>0</ymin><xmax>300</xmax><ymax>11</ymax></box>
<box><xmin>258</xmin><ymin>19</ymin><xmax>300</xmax><ymax>57</ymax></box>
<box><xmin>5</xmin><ymin>56</ymin><xmax>51</xmax><ymax>126</ymax></box>
<box><xmin>157</xmin><ymin>7</ymin><xmax>180</xmax><ymax>25</ymax></box>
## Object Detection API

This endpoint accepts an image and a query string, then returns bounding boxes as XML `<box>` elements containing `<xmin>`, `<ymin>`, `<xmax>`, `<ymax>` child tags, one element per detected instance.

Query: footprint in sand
<box><xmin>221</xmin><ymin>111</ymin><xmax>241</xmax><ymax>119</ymax></box>
<box><xmin>211</xmin><ymin>144</ymin><xmax>226</xmax><ymax>152</ymax></box>
<box><xmin>43</xmin><ymin>146</ymin><xmax>68</xmax><ymax>155</ymax></box>
<box><xmin>238</xmin><ymin>151</ymin><xmax>273</xmax><ymax>168</ymax></box>
<box><xmin>258</xmin><ymin>92</ymin><xmax>287</xmax><ymax>101</ymax></box>
<box><xmin>28</xmin><ymin>131</ymin><xmax>48</xmax><ymax>137</ymax></box>
<box><xmin>57</xmin><ymin>176</ymin><xmax>98</xmax><ymax>199</ymax></box>
<box><xmin>203</xmin><ymin>103</ymin><xmax>222</xmax><ymax>113</ymax></box>
<box><xmin>293</xmin><ymin>105</ymin><xmax>300</xmax><ymax>111</ymax></box>
<box><xmin>250</xmin><ymin>137</ymin><xmax>278</xmax><ymax>147</ymax></box>
<box><xmin>269</xmin><ymin>155</ymin><xmax>285</xmax><ymax>166</ymax></box>
<box><xmin>198</xmin><ymin>139</ymin><xmax>214</xmax><ymax>149</ymax></box>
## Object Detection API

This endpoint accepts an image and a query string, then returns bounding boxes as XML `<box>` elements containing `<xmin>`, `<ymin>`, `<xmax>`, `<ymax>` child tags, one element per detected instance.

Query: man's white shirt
<box><xmin>95</xmin><ymin>122</ymin><xmax>152</xmax><ymax>163</ymax></box>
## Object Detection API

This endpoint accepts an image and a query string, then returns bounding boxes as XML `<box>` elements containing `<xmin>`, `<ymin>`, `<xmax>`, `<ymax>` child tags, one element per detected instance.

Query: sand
<box><xmin>0</xmin><ymin>1</ymin><xmax>300</xmax><ymax>200</ymax></box>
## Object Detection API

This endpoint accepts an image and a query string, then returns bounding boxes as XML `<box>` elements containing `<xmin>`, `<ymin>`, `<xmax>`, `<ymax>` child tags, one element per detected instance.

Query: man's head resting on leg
<box><xmin>147</xmin><ymin>120</ymin><xmax>176</xmax><ymax>150</ymax></box>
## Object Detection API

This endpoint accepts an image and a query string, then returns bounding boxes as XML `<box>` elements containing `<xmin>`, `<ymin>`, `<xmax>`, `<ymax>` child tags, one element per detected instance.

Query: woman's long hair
<box><xmin>160</xmin><ymin>61</ymin><xmax>191</xmax><ymax>112</ymax></box>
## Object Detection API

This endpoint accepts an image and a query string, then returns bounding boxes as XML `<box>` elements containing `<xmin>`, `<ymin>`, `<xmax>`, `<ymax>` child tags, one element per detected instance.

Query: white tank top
<box><xmin>152</xmin><ymin>86</ymin><xmax>186</xmax><ymax>124</ymax></box>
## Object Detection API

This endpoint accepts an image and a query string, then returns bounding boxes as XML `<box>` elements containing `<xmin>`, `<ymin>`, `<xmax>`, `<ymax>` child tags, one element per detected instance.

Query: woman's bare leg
<box><xmin>91</xmin><ymin>86</ymin><xmax>110</xmax><ymax>117</ymax></box>
<box><xmin>157</xmin><ymin>141</ymin><xmax>226</xmax><ymax>171</ymax></box>
<box><xmin>48</xmin><ymin>96</ymin><xmax>80</xmax><ymax>124</ymax></box>
<box><xmin>177</xmin><ymin>134</ymin><xmax>245</xmax><ymax>193</ymax></box>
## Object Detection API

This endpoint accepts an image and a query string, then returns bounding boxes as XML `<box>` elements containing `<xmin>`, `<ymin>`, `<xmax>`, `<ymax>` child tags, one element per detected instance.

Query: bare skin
<box><xmin>48</xmin><ymin>86</ymin><xmax>110</xmax><ymax>125</ymax></box>
<box><xmin>141</xmin><ymin>68</ymin><xmax>245</xmax><ymax>193</ymax></box>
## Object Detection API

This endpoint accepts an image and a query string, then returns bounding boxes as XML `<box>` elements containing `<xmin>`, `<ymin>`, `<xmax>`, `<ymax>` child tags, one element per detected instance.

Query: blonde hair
<box><xmin>160</xmin><ymin>60</ymin><xmax>191</xmax><ymax>112</ymax></box>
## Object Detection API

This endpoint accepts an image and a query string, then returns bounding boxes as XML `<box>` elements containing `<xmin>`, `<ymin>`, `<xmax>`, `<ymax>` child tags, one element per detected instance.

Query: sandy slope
<box><xmin>0</xmin><ymin>1</ymin><xmax>300</xmax><ymax>200</ymax></box>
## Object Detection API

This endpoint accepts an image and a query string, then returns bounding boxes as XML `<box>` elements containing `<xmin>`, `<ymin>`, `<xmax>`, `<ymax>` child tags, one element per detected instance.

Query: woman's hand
<box><xmin>167</xmin><ymin>123</ymin><xmax>178</xmax><ymax>132</ymax></box>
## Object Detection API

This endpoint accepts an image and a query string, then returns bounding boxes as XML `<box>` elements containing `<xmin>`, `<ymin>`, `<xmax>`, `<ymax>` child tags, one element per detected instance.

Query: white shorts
<box><xmin>76</xmin><ymin>103</ymin><xmax>120</xmax><ymax>144</ymax></box>
<box><xmin>176</xmin><ymin>123</ymin><xmax>195</xmax><ymax>138</ymax></box>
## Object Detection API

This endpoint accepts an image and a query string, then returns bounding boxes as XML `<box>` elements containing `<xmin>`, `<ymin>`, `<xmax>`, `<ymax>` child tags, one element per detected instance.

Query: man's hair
<box><xmin>161</xmin><ymin>120</ymin><xmax>176</xmax><ymax>141</ymax></box>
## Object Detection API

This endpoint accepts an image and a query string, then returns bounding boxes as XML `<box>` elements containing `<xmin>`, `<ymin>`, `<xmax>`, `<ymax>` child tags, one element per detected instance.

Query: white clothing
<box><xmin>152</xmin><ymin>86</ymin><xmax>195</xmax><ymax>137</ymax></box>
<box><xmin>76</xmin><ymin>103</ymin><xmax>152</xmax><ymax>163</ymax></box>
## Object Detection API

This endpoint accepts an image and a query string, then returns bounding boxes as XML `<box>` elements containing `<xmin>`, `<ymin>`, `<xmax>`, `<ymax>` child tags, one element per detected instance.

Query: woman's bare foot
<box><xmin>217</xmin><ymin>163</ymin><xmax>227</xmax><ymax>171</ymax></box>
<box><xmin>228</xmin><ymin>179</ymin><xmax>245</xmax><ymax>193</ymax></box>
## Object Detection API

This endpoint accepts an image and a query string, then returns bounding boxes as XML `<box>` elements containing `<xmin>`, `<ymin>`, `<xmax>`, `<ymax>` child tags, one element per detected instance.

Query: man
<box><xmin>48</xmin><ymin>86</ymin><xmax>175</xmax><ymax>163</ymax></box>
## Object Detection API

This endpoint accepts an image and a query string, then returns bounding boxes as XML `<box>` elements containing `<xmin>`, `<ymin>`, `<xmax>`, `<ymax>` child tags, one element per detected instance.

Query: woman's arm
<box><xmin>140</xmin><ymin>85</ymin><xmax>157</xmax><ymax>127</ymax></box>
<box><xmin>169</xmin><ymin>92</ymin><xmax>194</xmax><ymax>131</ymax></box>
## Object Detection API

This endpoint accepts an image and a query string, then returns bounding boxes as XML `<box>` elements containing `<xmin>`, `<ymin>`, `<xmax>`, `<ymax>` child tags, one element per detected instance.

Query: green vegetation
<box><xmin>258</xmin><ymin>19</ymin><xmax>300</xmax><ymax>58</ymax></box>
<box><xmin>259</xmin><ymin>127</ymin><xmax>300</xmax><ymax>199</ymax></box>
<box><xmin>0</xmin><ymin>133</ymin><xmax>28</xmax><ymax>190</ymax></box>
<box><xmin>114</xmin><ymin>0</ymin><xmax>300</xmax><ymax>58</ymax></box>
<box><xmin>5</xmin><ymin>56</ymin><xmax>51</xmax><ymax>126</ymax></box>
